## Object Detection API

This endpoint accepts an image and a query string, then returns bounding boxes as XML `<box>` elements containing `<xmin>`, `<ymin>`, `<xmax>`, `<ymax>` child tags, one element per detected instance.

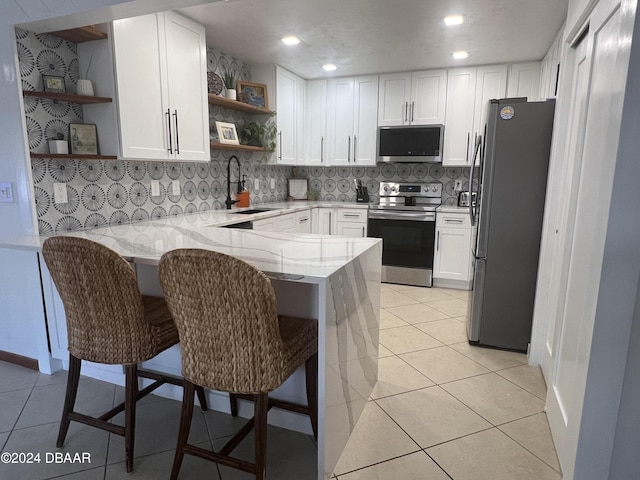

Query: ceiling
<box><xmin>178</xmin><ymin>0</ymin><xmax>568</xmax><ymax>79</ymax></box>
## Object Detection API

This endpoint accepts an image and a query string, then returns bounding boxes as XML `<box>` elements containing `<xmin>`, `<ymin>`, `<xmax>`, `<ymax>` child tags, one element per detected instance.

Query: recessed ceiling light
<box><xmin>322</xmin><ymin>64</ymin><xmax>338</xmax><ymax>71</ymax></box>
<box><xmin>281</xmin><ymin>36</ymin><xmax>300</xmax><ymax>46</ymax></box>
<box><xmin>452</xmin><ymin>51</ymin><xmax>469</xmax><ymax>59</ymax></box>
<box><xmin>444</xmin><ymin>15</ymin><xmax>465</xmax><ymax>26</ymax></box>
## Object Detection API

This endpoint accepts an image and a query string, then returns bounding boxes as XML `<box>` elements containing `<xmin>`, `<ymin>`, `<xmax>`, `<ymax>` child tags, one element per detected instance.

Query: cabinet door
<box><xmin>443</xmin><ymin>68</ymin><xmax>477</xmax><ymax>166</ymax></box>
<box><xmin>327</xmin><ymin>78</ymin><xmax>354</xmax><ymax>165</ymax></box>
<box><xmin>378</xmin><ymin>73</ymin><xmax>411</xmax><ymax>126</ymax></box>
<box><xmin>163</xmin><ymin>12</ymin><xmax>210</xmax><ymax>162</ymax></box>
<box><xmin>295</xmin><ymin>76</ymin><xmax>306</xmax><ymax>162</ymax></box>
<box><xmin>353</xmin><ymin>75</ymin><xmax>379</xmax><ymax>166</ymax></box>
<box><xmin>305</xmin><ymin>80</ymin><xmax>327</xmax><ymax>166</ymax></box>
<box><xmin>113</xmin><ymin>14</ymin><xmax>170</xmax><ymax>160</ymax></box>
<box><xmin>507</xmin><ymin>62</ymin><xmax>541</xmax><ymax>101</ymax></box>
<box><xmin>433</xmin><ymin>226</ymin><xmax>472</xmax><ymax>280</ymax></box>
<box><xmin>336</xmin><ymin>222</ymin><xmax>367</xmax><ymax>237</ymax></box>
<box><xmin>315</xmin><ymin>208</ymin><xmax>334</xmax><ymax>234</ymax></box>
<box><xmin>276</xmin><ymin>67</ymin><xmax>297</xmax><ymax>165</ymax></box>
<box><xmin>411</xmin><ymin>69</ymin><xmax>447</xmax><ymax>125</ymax></box>
<box><xmin>296</xmin><ymin>210</ymin><xmax>311</xmax><ymax>233</ymax></box>
<box><xmin>473</xmin><ymin>64</ymin><xmax>508</xmax><ymax>139</ymax></box>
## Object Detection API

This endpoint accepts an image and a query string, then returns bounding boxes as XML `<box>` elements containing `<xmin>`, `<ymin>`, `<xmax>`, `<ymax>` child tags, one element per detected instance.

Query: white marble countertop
<box><xmin>2</xmin><ymin>201</ymin><xmax>379</xmax><ymax>280</ymax></box>
<box><xmin>437</xmin><ymin>204</ymin><xmax>471</xmax><ymax>214</ymax></box>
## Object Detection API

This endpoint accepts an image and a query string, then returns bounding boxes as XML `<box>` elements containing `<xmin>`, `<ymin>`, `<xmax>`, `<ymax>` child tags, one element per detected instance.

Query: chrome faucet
<box><xmin>225</xmin><ymin>155</ymin><xmax>243</xmax><ymax>209</ymax></box>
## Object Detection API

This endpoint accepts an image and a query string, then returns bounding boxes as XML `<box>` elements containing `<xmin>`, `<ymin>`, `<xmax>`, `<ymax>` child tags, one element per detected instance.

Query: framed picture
<box><xmin>42</xmin><ymin>75</ymin><xmax>66</xmax><ymax>94</ymax></box>
<box><xmin>287</xmin><ymin>178</ymin><xmax>309</xmax><ymax>200</ymax></box>
<box><xmin>215</xmin><ymin>121</ymin><xmax>239</xmax><ymax>145</ymax></box>
<box><xmin>69</xmin><ymin>123</ymin><xmax>98</xmax><ymax>155</ymax></box>
<box><xmin>236</xmin><ymin>81</ymin><xmax>268</xmax><ymax>109</ymax></box>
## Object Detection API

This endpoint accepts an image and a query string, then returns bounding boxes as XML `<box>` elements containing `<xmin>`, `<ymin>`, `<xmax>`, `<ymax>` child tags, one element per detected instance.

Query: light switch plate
<box><xmin>254</xmin><ymin>179</ymin><xmax>260</xmax><ymax>191</ymax></box>
<box><xmin>151</xmin><ymin>180</ymin><xmax>160</xmax><ymax>197</ymax></box>
<box><xmin>454</xmin><ymin>180</ymin><xmax>463</xmax><ymax>192</ymax></box>
<box><xmin>0</xmin><ymin>182</ymin><xmax>13</xmax><ymax>202</ymax></box>
<box><xmin>53</xmin><ymin>183</ymin><xmax>68</xmax><ymax>204</ymax></box>
<box><xmin>172</xmin><ymin>180</ymin><xmax>180</xmax><ymax>196</ymax></box>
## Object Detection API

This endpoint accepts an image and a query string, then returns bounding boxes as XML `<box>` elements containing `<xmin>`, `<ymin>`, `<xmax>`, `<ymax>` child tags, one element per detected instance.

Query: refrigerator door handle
<box><xmin>468</xmin><ymin>135</ymin><xmax>482</xmax><ymax>226</ymax></box>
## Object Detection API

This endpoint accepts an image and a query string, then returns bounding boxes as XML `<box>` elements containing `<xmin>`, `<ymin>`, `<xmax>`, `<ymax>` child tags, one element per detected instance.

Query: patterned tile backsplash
<box><xmin>18</xmin><ymin>26</ymin><xmax>469</xmax><ymax>234</ymax></box>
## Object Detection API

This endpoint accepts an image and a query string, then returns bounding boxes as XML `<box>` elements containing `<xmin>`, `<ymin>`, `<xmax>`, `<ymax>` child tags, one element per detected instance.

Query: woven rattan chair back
<box><xmin>43</xmin><ymin>236</ymin><xmax>162</xmax><ymax>364</ymax></box>
<box><xmin>159</xmin><ymin>248</ymin><xmax>289</xmax><ymax>393</ymax></box>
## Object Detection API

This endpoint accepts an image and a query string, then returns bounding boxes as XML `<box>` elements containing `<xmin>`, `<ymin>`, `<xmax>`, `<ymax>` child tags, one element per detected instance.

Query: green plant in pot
<box><xmin>222</xmin><ymin>68</ymin><xmax>238</xmax><ymax>100</ymax></box>
<box><xmin>241</xmin><ymin>120</ymin><xmax>277</xmax><ymax>151</ymax></box>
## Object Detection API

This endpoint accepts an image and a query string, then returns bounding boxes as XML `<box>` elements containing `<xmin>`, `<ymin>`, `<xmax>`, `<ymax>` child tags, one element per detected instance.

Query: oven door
<box><xmin>368</xmin><ymin>210</ymin><xmax>436</xmax><ymax>286</ymax></box>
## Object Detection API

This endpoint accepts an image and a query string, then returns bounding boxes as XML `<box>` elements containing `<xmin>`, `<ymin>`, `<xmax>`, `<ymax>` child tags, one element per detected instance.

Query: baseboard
<box><xmin>433</xmin><ymin>277</ymin><xmax>472</xmax><ymax>290</ymax></box>
<box><xmin>0</xmin><ymin>350</ymin><xmax>39</xmax><ymax>370</ymax></box>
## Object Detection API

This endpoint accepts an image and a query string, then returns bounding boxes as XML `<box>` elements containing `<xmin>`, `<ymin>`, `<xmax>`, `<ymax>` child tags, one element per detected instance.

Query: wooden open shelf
<box><xmin>30</xmin><ymin>153</ymin><xmax>118</xmax><ymax>160</ymax></box>
<box><xmin>48</xmin><ymin>26</ymin><xmax>108</xmax><ymax>43</ymax></box>
<box><xmin>23</xmin><ymin>90</ymin><xmax>112</xmax><ymax>105</ymax></box>
<box><xmin>210</xmin><ymin>142</ymin><xmax>267</xmax><ymax>153</ymax></box>
<box><xmin>208</xmin><ymin>94</ymin><xmax>272</xmax><ymax>115</ymax></box>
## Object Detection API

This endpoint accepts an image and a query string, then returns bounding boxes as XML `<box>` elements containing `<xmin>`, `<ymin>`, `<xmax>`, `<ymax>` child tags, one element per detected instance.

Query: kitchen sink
<box><xmin>234</xmin><ymin>208</ymin><xmax>274</xmax><ymax>214</ymax></box>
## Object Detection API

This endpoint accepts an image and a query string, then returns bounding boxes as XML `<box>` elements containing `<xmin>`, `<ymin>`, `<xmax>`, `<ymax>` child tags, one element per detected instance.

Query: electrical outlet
<box><xmin>454</xmin><ymin>180</ymin><xmax>463</xmax><ymax>192</ymax></box>
<box><xmin>270</xmin><ymin>178</ymin><xmax>275</xmax><ymax>189</ymax></box>
<box><xmin>151</xmin><ymin>180</ymin><xmax>160</xmax><ymax>197</ymax></box>
<box><xmin>254</xmin><ymin>178</ymin><xmax>260</xmax><ymax>191</ymax></box>
<box><xmin>53</xmin><ymin>183</ymin><xmax>68</xmax><ymax>204</ymax></box>
<box><xmin>172</xmin><ymin>180</ymin><xmax>180</xmax><ymax>196</ymax></box>
<box><xmin>0</xmin><ymin>182</ymin><xmax>13</xmax><ymax>203</ymax></box>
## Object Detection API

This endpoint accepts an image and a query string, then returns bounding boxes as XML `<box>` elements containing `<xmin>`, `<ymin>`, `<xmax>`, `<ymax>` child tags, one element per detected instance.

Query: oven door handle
<box><xmin>368</xmin><ymin>211</ymin><xmax>435</xmax><ymax>222</ymax></box>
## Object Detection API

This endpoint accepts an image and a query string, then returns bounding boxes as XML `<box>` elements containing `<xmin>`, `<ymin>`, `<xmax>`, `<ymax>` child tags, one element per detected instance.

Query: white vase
<box><xmin>48</xmin><ymin>140</ymin><xmax>68</xmax><ymax>154</ymax></box>
<box><xmin>77</xmin><ymin>79</ymin><xmax>95</xmax><ymax>96</ymax></box>
<box><xmin>225</xmin><ymin>88</ymin><xmax>236</xmax><ymax>100</ymax></box>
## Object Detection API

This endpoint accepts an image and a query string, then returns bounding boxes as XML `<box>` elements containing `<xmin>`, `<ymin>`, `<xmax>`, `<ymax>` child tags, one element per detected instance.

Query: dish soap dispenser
<box><xmin>236</xmin><ymin>175</ymin><xmax>250</xmax><ymax>208</ymax></box>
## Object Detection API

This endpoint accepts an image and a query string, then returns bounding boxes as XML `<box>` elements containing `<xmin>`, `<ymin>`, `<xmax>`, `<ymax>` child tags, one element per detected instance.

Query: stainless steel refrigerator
<box><xmin>467</xmin><ymin>98</ymin><xmax>556</xmax><ymax>352</ymax></box>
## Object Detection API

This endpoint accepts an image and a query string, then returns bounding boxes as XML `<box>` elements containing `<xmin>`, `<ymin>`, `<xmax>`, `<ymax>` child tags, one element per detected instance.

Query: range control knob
<box><xmin>432</xmin><ymin>185</ymin><xmax>438</xmax><ymax>192</ymax></box>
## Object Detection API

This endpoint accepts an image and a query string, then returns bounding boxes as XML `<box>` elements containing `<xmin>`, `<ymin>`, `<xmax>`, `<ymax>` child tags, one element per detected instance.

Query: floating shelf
<box><xmin>30</xmin><ymin>153</ymin><xmax>118</xmax><ymax>160</ymax></box>
<box><xmin>23</xmin><ymin>91</ymin><xmax>112</xmax><ymax>105</ymax></box>
<box><xmin>210</xmin><ymin>142</ymin><xmax>268</xmax><ymax>153</ymax></box>
<box><xmin>48</xmin><ymin>26</ymin><xmax>108</xmax><ymax>43</ymax></box>
<box><xmin>208</xmin><ymin>94</ymin><xmax>272</xmax><ymax>115</ymax></box>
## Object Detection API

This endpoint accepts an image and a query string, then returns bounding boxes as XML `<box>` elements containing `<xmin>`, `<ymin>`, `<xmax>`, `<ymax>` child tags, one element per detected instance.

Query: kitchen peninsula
<box><xmin>2</xmin><ymin>203</ymin><xmax>381</xmax><ymax>480</ymax></box>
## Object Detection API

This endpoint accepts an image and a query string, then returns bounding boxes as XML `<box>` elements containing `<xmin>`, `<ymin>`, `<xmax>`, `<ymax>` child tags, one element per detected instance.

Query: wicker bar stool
<box><xmin>158</xmin><ymin>248</ymin><xmax>318</xmax><ymax>480</ymax></box>
<box><xmin>41</xmin><ymin>236</ymin><xmax>208</xmax><ymax>473</ymax></box>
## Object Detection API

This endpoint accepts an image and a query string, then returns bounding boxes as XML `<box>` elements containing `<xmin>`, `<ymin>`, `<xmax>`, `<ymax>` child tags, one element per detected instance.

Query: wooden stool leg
<box><xmin>57</xmin><ymin>354</ymin><xmax>82</xmax><ymax>448</ymax></box>
<box><xmin>229</xmin><ymin>393</ymin><xmax>239</xmax><ymax>417</ymax></box>
<box><xmin>305</xmin><ymin>353</ymin><xmax>318</xmax><ymax>439</ymax></box>
<box><xmin>195</xmin><ymin>386</ymin><xmax>208</xmax><ymax>411</ymax></box>
<box><xmin>124</xmin><ymin>364</ymin><xmax>138</xmax><ymax>473</ymax></box>
<box><xmin>171</xmin><ymin>380</ymin><xmax>195</xmax><ymax>480</ymax></box>
<box><xmin>254</xmin><ymin>393</ymin><xmax>269</xmax><ymax>480</ymax></box>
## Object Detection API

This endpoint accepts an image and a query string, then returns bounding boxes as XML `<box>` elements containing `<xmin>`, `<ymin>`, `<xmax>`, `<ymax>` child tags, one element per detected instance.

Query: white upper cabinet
<box><xmin>304</xmin><ymin>79</ymin><xmax>327</xmax><ymax>166</ymax></box>
<box><xmin>112</xmin><ymin>12</ymin><xmax>209</xmax><ymax>162</ymax></box>
<box><xmin>507</xmin><ymin>62</ymin><xmax>542</xmax><ymax>100</ymax></box>
<box><xmin>253</xmin><ymin>65</ymin><xmax>305</xmax><ymax>165</ymax></box>
<box><xmin>378</xmin><ymin>70</ymin><xmax>446</xmax><ymax>126</ymax></box>
<box><xmin>444</xmin><ymin>65</ymin><xmax>507</xmax><ymax>167</ymax></box>
<box><xmin>327</xmin><ymin>75</ymin><xmax>378</xmax><ymax>166</ymax></box>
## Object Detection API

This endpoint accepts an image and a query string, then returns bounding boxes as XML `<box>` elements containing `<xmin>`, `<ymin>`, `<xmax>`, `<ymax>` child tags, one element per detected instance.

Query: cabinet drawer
<box><xmin>437</xmin><ymin>213</ymin><xmax>471</xmax><ymax>228</ymax></box>
<box><xmin>336</xmin><ymin>208</ymin><xmax>367</xmax><ymax>222</ymax></box>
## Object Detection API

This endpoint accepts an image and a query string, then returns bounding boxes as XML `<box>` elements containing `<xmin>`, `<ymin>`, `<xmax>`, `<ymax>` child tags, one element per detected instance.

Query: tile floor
<box><xmin>0</xmin><ymin>285</ymin><xmax>561</xmax><ymax>480</ymax></box>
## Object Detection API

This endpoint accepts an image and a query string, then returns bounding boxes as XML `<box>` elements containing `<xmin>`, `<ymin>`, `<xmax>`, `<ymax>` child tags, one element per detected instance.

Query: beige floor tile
<box><xmin>383</xmin><ymin>283</ymin><xmax>415</xmax><ymax>291</ymax></box>
<box><xmin>400</xmin><ymin>346</ymin><xmax>489</xmax><ymax>384</ymax></box>
<box><xmin>415</xmin><ymin>318</ymin><xmax>468</xmax><ymax>344</ymax></box>
<box><xmin>380</xmin><ymin>291</ymin><xmax>420</xmax><ymax>308</ymax></box>
<box><xmin>333</xmin><ymin>402</ymin><xmax>420</xmax><ymax>476</ymax></box>
<box><xmin>451</xmin><ymin>342</ymin><xmax>528</xmax><ymax>371</ymax></box>
<box><xmin>371</xmin><ymin>356</ymin><xmax>434</xmax><ymax>399</ymax></box>
<box><xmin>397</xmin><ymin>287</ymin><xmax>456</xmax><ymax>303</ymax></box>
<box><xmin>385</xmin><ymin>303</ymin><xmax>450</xmax><ymax>324</ymax></box>
<box><xmin>376</xmin><ymin>386</ymin><xmax>491</xmax><ymax>448</ymax></box>
<box><xmin>435</xmin><ymin>287</ymin><xmax>471</xmax><ymax>298</ymax></box>
<box><xmin>441</xmin><ymin>373</ymin><xmax>545</xmax><ymax>425</ymax></box>
<box><xmin>497</xmin><ymin>364</ymin><xmax>547</xmax><ymax>399</ymax></box>
<box><xmin>378</xmin><ymin>344</ymin><xmax>394</xmax><ymax>358</ymax></box>
<box><xmin>379</xmin><ymin>309</ymin><xmax>409</xmax><ymax>329</ymax></box>
<box><xmin>427</xmin><ymin>428</ymin><xmax>562</xmax><ymax>480</ymax></box>
<box><xmin>428</xmin><ymin>297</ymin><xmax>469</xmax><ymax>317</ymax></box>
<box><xmin>337</xmin><ymin>451</ymin><xmax>450</xmax><ymax>480</ymax></box>
<box><xmin>380</xmin><ymin>283</ymin><xmax>395</xmax><ymax>293</ymax></box>
<box><xmin>499</xmin><ymin>413</ymin><xmax>561</xmax><ymax>473</ymax></box>
<box><xmin>379</xmin><ymin>325</ymin><xmax>442</xmax><ymax>355</ymax></box>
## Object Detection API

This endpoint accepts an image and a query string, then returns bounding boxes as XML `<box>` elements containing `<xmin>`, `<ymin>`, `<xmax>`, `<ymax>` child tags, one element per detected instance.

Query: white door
<box><xmin>542</xmin><ymin>0</ymin><xmax>635</xmax><ymax>476</ymax></box>
<box><xmin>327</xmin><ymin>78</ymin><xmax>354</xmax><ymax>165</ymax></box>
<box><xmin>443</xmin><ymin>68</ymin><xmax>476</xmax><ymax>166</ymax></box>
<box><xmin>353</xmin><ymin>75</ymin><xmax>378</xmax><ymax>166</ymax></box>
<box><xmin>305</xmin><ymin>80</ymin><xmax>327</xmax><ymax>166</ymax></box>
<box><xmin>377</xmin><ymin>73</ymin><xmax>410</xmax><ymax>126</ymax></box>
<box><xmin>411</xmin><ymin>69</ymin><xmax>447</xmax><ymax>125</ymax></box>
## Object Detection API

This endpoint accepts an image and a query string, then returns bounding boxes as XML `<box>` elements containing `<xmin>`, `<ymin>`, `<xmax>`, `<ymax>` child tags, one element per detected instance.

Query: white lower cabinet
<box><xmin>311</xmin><ymin>207</ymin><xmax>367</xmax><ymax>237</ymax></box>
<box><xmin>253</xmin><ymin>211</ymin><xmax>301</xmax><ymax>232</ymax></box>
<box><xmin>433</xmin><ymin>211</ymin><xmax>475</xmax><ymax>289</ymax></box>
<box><xmin>296</xmin><ymin>210</ymin><xmax>312</xmax><ymax>233</ymax></box>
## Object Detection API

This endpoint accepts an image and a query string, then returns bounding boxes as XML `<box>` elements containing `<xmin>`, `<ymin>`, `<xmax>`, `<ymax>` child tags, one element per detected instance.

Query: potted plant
<box><xmin>48</xmin><ymin>132</ymin><xmax>68</xmax><ymax>154</ymax></box>
<box><xmin>222</xmin><ymin>68</ymin><xmax>237</xmax><ymax>100</ymax></box>
<box><xmin>240</xmin><ymin>120</ymin><xmax>277</xmax><ymax>151</ymax></box>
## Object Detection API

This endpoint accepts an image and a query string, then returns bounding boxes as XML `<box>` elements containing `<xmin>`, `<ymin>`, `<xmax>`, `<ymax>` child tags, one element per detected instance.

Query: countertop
<box><xmin>2</xmin><ymin>201</ymin><xmax>379</xmax><ymax>280</ymax></box>
<box><xmin>437</xmin><ymin>205</ymin><xmax>471</xmax><ymax>214</ymax></box>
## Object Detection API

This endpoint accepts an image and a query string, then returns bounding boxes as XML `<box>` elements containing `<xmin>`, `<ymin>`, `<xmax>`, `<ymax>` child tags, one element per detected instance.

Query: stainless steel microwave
<box><xmin>377</xmin><ymin>124</ymin><xmax>444</xmax><ymax>163</ymax></box>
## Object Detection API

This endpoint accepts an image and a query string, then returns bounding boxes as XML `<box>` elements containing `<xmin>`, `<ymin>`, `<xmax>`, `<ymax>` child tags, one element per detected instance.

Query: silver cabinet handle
<box><xmin>299</xmin><ymin>218</ymin><xmax>309</xmax><ymax>223</ymax></box>
<box><xmin>173</xmin><ymin>110</ymin><xmax>180</xmax><ymax>155</ymax></box>
<box><xmin>329</xmin><ymin>211</ymin><xmax>332</xmax><ymax>234</ymax></box>
<box><xmin>362</xmin><ymin>226</ymin><xmax>365</xmax><ymax>237</ymax></box>
<box><xmin>436</xmin><ymin>230</ymin><xmax>440</xmax><ymax>251</ymax></box>
<box><xmin>444</xmin><ymin>218</ymin><xmax>464</xmax><ymax>224</ymax></box>
<box><xmin>347</xmin><ymin>136</ymin><xmax>351</xmax><ymax>163</ymax></box>
<box><xmin>166</xmin><ymin>109</ymin><xmax>173</xmax><ymax>154</ymax></box>
<box><xmin>404</xmin><ymin>101</ymin><xmax>408</xmax><ymax>123</ymax></box>
<box><xmin>320</xmin><ymin>136</ymin><xmax>324</xmax><ymax>163</ymax></box>
<box><xmin>411</xmin><ymin>101</ymin><xmax>415</xmax><ymax>123</ymax></box>
<box><xmin>465</xmin><ymin>132</ymin><xmax>470</xmax><ymax>165</ymax></box>
<box><xmin>343</xmin><ymin>213</ymin><xmax>360</xmax><ymax>218</ymax></box>
<box><xmin>278</xmin><ymin>132</ymin><xmax>283</xmax><ymax>161</ymax></box>
<box><xmin>353</xmin><ymin>135</ymin><xmax>357</xmax><ymax>162</ymax></box>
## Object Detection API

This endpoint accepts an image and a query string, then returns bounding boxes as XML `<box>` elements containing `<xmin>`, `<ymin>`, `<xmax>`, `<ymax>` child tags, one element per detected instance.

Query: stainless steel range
<box><xmin>368</xmin><ymin>182</ymin><xmax>442</xmax><ymax>287</ymax></box>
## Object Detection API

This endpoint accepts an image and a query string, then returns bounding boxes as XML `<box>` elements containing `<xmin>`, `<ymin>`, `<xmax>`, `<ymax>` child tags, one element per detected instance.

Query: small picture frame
<box><xmin>215</xmin><ymin>121</ymin><xmax>239</xmax><ymax>145</ymax></box>
<box><xmin>69</xmin><ymin>123</ymin><xmax>98</xmax><ymax>155</ymax></box>
<box><xmin>236</xmin><ymin>81</ymin><xmax>268</xmax><ymax>109</ymax></box>
<box><xmin>287</xmin><ymin>178</ymin><xmax>309</xmax><ymax>200</ymax></box>
<box><xmin>42</xmin><ymin>75</ymin><xmax>66</xmax><ymax>94</ymax></box>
